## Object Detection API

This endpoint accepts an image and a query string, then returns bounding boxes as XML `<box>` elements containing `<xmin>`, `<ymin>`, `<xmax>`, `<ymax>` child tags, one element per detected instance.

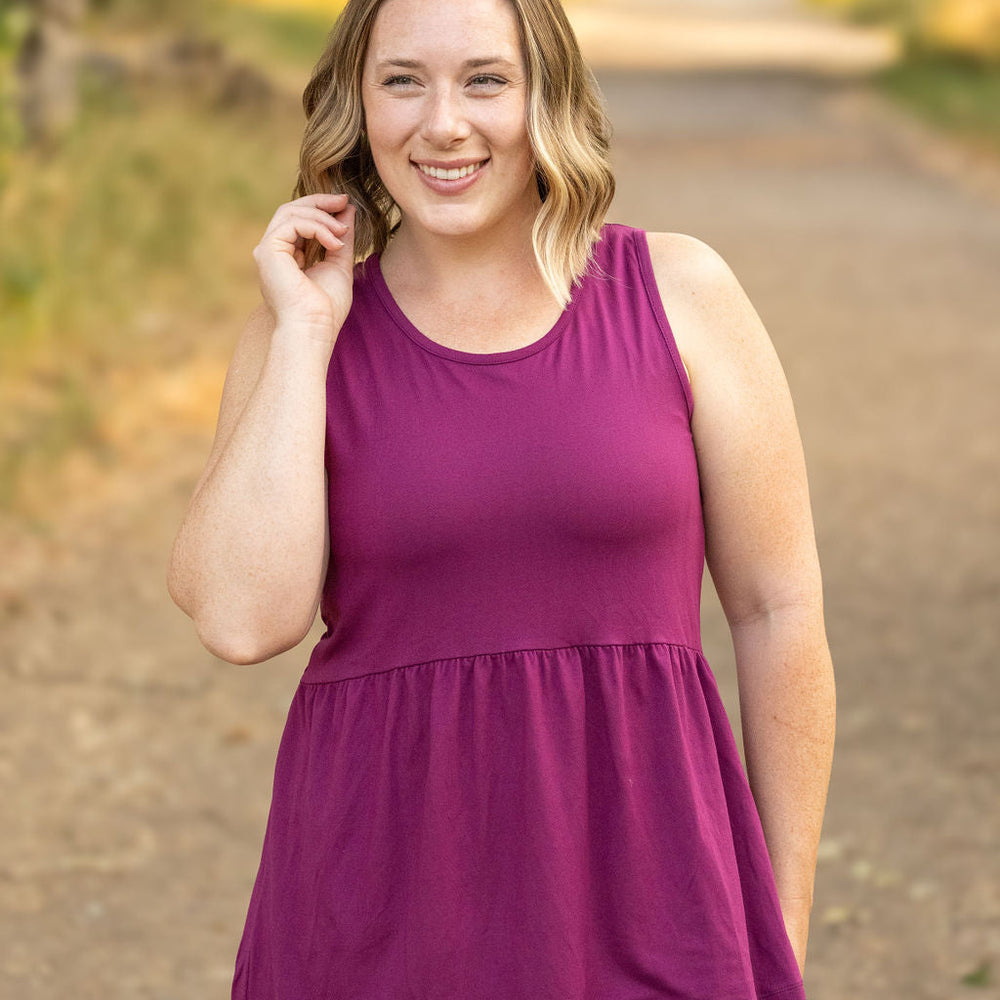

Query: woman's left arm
<box><xmin>648</xmin><ymin>233</ymin><xmax>837</xmax><ymax>975</ymax></box>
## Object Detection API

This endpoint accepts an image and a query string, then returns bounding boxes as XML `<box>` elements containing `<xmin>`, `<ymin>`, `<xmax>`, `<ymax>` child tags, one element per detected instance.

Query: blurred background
<box><xmin>0</xmin><ymin>0</ymin><xmax>997</xmax><ymax>997</ymax></box>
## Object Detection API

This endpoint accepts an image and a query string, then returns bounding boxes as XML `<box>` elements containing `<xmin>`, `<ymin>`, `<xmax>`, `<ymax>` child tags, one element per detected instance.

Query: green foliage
<box><xmin>875</xmin><ymin>53</ymin><xmax>1000</xmax><ymax>153</ymax></box>
<box><xmin>86</xmin><ymin>0</ymin><xmax>225</xmax><ymax>32</ymax></box>
<box><xmin>0</xmin><ymin>371</ymin><xmax>102</xmax><ymax>510</ymax></box>
<box><xmin>804</xmin><ymin>0</ymin><xmax>1000</xmax><ymax>150</ymax></box>
<box><xmin>206</xmin><ymin>2</ymin><xmax>337</xmax><ymax>78</ymax></box>
<box><xmin>812</xmin><ymin>0</ymin><xmax>926</xmax><ymax>26</ymax></box>
<box><xmin>960</xmin><ymin>959</ymin><xmax>993</xmax><ymax>988</ymax></box>
<box><xmin>0</xmin><ymin>2</ymin><xmax>30</xmax><ymax>185</ymax></box>
<box><xmin>0</xmin><ymin>1</ymin><xmax>325</xmax><ymax>505</ymax></box>
<box><xmin>1</xmin><ymin>84</ymin><xmax>294</xmax><ymax>359</ymax></box>
<box><xmin>804</xmin><ymin>0</ymin><xmax>1000</xmax><ymax>62</ymax></box>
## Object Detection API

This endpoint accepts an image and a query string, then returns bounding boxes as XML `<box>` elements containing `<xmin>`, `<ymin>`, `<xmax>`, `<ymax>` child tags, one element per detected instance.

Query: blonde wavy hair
<box><xmin>293</xmin><ymin>0</ymin><xmax>615</xmax><ymax>306</ymax></box>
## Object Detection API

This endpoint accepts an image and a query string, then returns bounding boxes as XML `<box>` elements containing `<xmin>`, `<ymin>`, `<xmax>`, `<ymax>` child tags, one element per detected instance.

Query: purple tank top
<box><xmin>232</xmin><ymin>223</ymin><xmax>807</xmax><ymax>1000</ymax></box>
<box><xmin>303</xmin><ymin>223</ymin><xmax>702</xmax><ymax>683</ymax></box>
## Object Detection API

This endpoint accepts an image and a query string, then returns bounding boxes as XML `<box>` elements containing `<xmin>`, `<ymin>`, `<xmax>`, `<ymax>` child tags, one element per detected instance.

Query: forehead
<box><xmin>367</xmin><ymin>0</ymin><xmax>523</xmax><ymax>65</ymax></box>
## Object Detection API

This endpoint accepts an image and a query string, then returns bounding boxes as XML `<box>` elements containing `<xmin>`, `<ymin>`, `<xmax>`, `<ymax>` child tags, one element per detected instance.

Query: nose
<box><xmin>420</xmin><ymin>86</ymin><xmax>472</xmax><ymax>147</ymax></box>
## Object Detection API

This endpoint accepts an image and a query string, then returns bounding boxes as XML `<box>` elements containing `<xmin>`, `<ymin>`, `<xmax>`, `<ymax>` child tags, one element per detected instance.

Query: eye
<box><xmin>382</xmin><ymin>74</ymin><xmax>418</xmax><ymax>88</ymax></box>
<box><xmin>468</xmin><ymin>74</ymin><xmax>507</xmax><ymax>89</ymax></box>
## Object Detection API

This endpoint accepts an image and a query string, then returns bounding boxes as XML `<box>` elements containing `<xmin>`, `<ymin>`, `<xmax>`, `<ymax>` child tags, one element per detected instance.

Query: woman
<box><xmin>167</xmin><ymin>0</ymin><xmax>836</xmax><ymax>997</ymax></box>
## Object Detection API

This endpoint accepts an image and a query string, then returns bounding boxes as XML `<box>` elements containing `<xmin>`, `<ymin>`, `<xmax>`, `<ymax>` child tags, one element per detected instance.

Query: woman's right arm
<box><xmin>166</xmin><ymin>193</ymin><xmax>356</xmax><ymax>664</ymax></box>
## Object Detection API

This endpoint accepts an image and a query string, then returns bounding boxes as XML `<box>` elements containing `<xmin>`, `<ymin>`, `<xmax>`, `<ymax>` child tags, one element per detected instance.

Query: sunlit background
<box><xmin>1</xmin><ymin>1</ymin><xmax>997</xmax><ymax>997</ymax></box>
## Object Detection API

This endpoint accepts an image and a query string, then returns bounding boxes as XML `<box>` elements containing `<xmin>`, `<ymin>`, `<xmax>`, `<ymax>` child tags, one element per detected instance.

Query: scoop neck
<box><xmin>368</xmin><ymin>252</ymin><xmax>576</xmax><ymax>365</ymax></box>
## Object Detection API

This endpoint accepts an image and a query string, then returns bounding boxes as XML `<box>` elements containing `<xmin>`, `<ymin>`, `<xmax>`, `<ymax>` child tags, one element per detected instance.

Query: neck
<box><xmin>381</xmin><ymin>198</ymin><xmax>547</xmax><ymax>300</ymax></box>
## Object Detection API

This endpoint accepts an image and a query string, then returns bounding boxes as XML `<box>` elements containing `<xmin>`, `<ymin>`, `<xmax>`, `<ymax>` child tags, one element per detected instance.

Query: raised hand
<box><xmin>252</xmin><ymin>192</ymin><xmax>357</xmax><ymax>346</ymax></box>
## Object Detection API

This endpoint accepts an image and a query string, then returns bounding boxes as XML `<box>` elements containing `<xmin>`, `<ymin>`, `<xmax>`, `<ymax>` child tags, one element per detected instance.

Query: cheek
<box><xmin>485</xmin><ymin>104</ymin><xmax>532</xmax><ymax>160</ymax></box>
<box><xmin>364</xmin><ymin>101</ymin><xmax>414</xmax><ymax>155</ymax></box>
<box><xmin>495</xmin><ymin>123</ymin><xmax>536</xmax><ymax>177</ymax></box>
<box><xmin>472</xmin><ymin>114</ymin><xmax>531</xmax><ymax>156</ymax></box>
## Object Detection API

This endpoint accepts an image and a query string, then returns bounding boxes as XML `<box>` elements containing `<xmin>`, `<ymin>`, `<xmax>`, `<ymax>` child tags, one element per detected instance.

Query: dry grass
<box><xmin>0</xmin><ymin>2</ymin><xmax>320</xmax><ymax>511</ymax></box>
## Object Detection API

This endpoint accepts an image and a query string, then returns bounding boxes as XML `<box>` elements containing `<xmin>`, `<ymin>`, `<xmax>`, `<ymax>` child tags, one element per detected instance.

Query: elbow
<box><xmin>166</xmin><ymin>548</ymin><xmax>317</xmax><ymax>664</ymax></box>
<box><xmin>167</xmin><ymin>576</ymin><xmax>311</xmax><ymax>665</ymax></box>
<box><xmin>197</xmin><ymin>628</ymin><xmax>279</xmax><ymax>666</ymax></box>
<box><xmin>193</xmin><ymin>615</ymin><xmax>310</xmax><ymax>665</ymax></box>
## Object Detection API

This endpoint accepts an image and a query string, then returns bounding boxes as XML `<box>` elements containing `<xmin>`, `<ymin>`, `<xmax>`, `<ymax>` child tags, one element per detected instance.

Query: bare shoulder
<box><xmin>643</xmin><ymin>230</ymin><xmax>782</xmax><ymax>396</ymax></box>
<box><xmin>644</xmin><ymin>230</ymin><xmax>722</xmax><ymax>272</ymax></box>
<box><xmin>645</xmin><ymin>233</ymin><xmax>819</xmax><ymax>622</ymax></box>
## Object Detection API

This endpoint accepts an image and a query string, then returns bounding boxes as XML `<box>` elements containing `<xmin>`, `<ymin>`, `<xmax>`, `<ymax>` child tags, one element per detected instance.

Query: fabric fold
<box><xmin>233</xmin><ymin>644</ymin><xmax>805</xmax><ymax>1000</ymax></box>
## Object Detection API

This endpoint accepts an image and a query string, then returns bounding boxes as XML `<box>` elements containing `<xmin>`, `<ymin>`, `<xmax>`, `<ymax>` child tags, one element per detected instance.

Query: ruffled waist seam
<box><xmin>299</xmin><ymin>639</ymin><xmax>707</xmax><ymax>686</ymax></box>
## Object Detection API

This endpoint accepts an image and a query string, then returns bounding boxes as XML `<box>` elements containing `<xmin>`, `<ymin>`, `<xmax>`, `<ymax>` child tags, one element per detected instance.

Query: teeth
<box><xmin>418</xmin><ymin>161</ymin><xmax>485</xmax><ymax>180</ymax></box>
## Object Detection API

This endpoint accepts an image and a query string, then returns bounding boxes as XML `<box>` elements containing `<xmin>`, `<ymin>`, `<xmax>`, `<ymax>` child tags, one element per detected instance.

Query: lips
<box><xmin>416</xmin><ymin>160</ymin><xmax>488</xmax><ymax>181</ymax></box>
<box><xmin>413</xmin><ymin>157</ymin><xmax>489</xmax><ymax>181</ymax></box>
<box><xmin>411</xmin><ymin>157</ymin><xmax>490</xmax><ymax>195</ymax></box>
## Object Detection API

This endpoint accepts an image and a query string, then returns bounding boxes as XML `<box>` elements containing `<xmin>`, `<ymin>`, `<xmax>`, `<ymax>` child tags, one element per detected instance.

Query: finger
<box><xmin>272</xmin><ymin>213</ymin><xmax>347</xmax><ymax>247</ymax></box>
<box><xmin>266</xmin><ymin>207</ymin><xmax>348</xmax><ymax>244</ymax></box>
<box><xmin>290</xmin><ymin>200</ymin><xmax>354</xmax><ymax>233</ymax></box>
<box><xmin>291</xmin><ymin>192</ymin><xmax>350</xmax><ymax>212</ymax></box>
<box><xmin>304</xmin><ymin>223</ymin><xmax>345</xmax><ymax>252</ymax></box>
<box><xmin>270</xmin><ymin>219</ymin><xmax>344</xmax><ymax>254</ymax></box>
<box><xmin>333</xmin><ymin>202</ymin><xmax>358</xmax><ymax>243</ymax></box>
<box><xmin>287</xmin><ymin>205</ymin><xmax>350</xmax><ymax>233</ymax></box>
<box><xmin>325</xmin><ymin>208</ymin><xmax>356</xmax><ymax>259</ymax></box>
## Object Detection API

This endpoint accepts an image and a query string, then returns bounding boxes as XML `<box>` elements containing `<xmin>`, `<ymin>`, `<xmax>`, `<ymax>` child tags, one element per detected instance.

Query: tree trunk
<box><xmin>16</xmin><ymin>0</ymin><xmax>88</xmax><ymax>147</ymax></box>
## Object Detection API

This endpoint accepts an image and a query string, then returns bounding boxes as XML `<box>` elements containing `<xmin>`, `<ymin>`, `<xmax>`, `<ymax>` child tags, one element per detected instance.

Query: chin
<box><xmin>410</xmin><ymin>206</ymin><xmax>495</xmax><ymax>239</ymax></box>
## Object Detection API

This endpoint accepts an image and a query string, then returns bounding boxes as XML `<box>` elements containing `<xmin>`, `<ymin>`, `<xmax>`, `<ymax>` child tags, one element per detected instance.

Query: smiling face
<box><xmin>361</xmin><ymin>0</ymin><xmax>541</xmax><ymax>245</ymax></box>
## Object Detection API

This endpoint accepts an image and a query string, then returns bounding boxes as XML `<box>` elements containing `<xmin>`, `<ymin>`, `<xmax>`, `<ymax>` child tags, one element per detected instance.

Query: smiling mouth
<box><xmin>415</xmin><ymin>160</ymin><xmax>489</xmax><ymax>181</ymax></box>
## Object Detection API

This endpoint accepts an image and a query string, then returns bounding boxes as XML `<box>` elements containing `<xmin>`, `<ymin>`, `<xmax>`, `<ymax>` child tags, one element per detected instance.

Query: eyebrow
<box><xmin>375</xmin><ymin>56</ymin><xmax>518</xmax><ymax>70</ymax></box>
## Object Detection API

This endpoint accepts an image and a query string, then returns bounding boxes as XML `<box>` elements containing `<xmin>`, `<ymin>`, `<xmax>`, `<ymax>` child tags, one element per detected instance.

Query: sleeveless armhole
<box><xmin>631</xmin><ymin>228</ymin><xmax>696</xmax><ymax>422</ymax></box>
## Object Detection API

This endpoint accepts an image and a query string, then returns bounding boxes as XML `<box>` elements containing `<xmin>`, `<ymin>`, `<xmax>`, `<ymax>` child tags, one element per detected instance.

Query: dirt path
<box><xmin>1</xmin><ymin>5</ymin><xmax>998</xmax><ymax>999</ymax></box>
<box><xmin>601</xmin><ymin>64</ymin><xmax>1000</xmax><ymax>996</ymax></box>
<box><xmin>570</xmin><ymin>0</ymin><xmax>900</xmax><ymax>75</ymax></box>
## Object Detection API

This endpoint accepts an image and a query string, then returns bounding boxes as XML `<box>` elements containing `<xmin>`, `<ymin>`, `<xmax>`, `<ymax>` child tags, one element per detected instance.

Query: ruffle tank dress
<box><xmin>231</xmin><ymin>223</ymin><xmax>807</xmax><ymax>1000</ymax></box>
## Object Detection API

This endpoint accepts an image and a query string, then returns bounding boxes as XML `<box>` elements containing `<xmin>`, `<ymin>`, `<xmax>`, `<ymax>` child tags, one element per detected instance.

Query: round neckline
<box><xmin>369</xmin><ymin>252</ymin><xmax>576</xmax><ymax>365</ymax></box>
